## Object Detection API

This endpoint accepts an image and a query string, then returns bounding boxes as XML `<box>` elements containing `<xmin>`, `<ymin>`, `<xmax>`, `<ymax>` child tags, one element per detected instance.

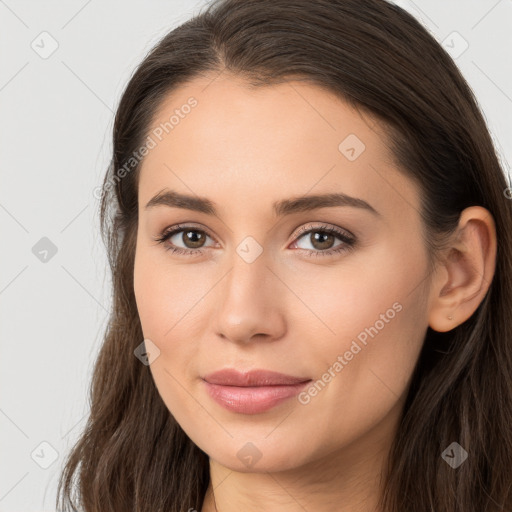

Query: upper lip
<box><xmin>203</xmin><ymin>369</ymin><xmax>311</xmax><ymax>387</ymax></box>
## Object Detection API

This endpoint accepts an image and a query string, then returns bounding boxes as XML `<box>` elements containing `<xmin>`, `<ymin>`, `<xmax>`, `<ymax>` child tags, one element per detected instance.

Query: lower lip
<box><xmin>203</xmin><ymin>380</ymin><xmax>311</xmax><ymax>414</ymax></box>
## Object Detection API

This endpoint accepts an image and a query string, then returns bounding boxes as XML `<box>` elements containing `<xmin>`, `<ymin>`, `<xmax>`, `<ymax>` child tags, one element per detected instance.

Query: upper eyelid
<box><xmin>293</xmin><ymin>223</ymin><xmax>354</xmax><ymax>239</ymax></box>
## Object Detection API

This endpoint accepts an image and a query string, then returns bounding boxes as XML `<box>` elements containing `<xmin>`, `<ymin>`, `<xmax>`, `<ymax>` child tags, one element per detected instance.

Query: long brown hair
<box><xmin>56</xmin><ymin>0</ymin><xmax>512</xmax><ymax>510</ymax></box>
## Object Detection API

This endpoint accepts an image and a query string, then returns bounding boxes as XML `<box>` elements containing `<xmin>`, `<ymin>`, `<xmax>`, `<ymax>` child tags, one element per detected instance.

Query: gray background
<box><xmin>0</xmin><ymin>1</ymin><xmax>511</xmax><ymax>510</ymax></box>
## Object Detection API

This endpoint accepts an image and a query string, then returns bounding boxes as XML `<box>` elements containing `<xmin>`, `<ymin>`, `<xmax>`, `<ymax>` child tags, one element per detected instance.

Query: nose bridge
<box><xmin>222</xmin><ymin>245</ymin><xmax>272</xmax><ymax>312</ymax></box>
<box><xmin>213</xmin><ymin>241</ymin><xmax>286</xmax><ymax>343</ymax></box>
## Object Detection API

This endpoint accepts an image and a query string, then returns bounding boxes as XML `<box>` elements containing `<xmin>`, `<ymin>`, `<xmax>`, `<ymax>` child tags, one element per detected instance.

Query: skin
<box><xmin>133</xmin><ymin>73</ymin><xmax>497</xmax><ymax>512</ymax></box>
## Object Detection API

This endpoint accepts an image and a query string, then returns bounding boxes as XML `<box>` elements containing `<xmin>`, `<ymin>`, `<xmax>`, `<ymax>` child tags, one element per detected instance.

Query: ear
<box><xmin>428</xmin><ymin>206</ymin><xmax>497</xmax><ymax>332</ymax></box>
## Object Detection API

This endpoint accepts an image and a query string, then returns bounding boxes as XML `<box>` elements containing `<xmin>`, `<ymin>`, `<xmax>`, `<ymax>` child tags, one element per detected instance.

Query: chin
<box><xmin>201</xmin><ymin>436</ymin><xmax>315</xmax><ymax>474</ymax></box>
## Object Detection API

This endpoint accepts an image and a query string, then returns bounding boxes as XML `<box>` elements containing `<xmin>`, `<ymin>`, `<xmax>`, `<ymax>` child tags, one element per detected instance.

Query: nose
<box><xmin>213</xmin><ymin>252</ymin><xmax>287</xmax><ymax>345</ymax></box>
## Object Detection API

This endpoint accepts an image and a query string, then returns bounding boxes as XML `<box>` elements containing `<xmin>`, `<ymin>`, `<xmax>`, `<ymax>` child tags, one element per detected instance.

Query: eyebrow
<box><xmin>145</xmin><ymin>189</ymin><xmax>381</xmax><ymax>217</ymax></box>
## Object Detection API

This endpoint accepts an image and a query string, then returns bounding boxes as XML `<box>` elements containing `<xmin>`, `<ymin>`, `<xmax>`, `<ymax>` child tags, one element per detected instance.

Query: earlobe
<box><xmin>428</xmin><ymin>206</ymin><xmax>497</xmax><ymax>333</ymax></box>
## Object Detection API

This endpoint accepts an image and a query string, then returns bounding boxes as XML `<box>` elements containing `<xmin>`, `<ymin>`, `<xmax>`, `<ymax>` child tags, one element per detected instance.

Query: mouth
<box><xmin>202</xmin><ymin>368</ymin><xmax>312</xmax><ymax>414</ymax></box>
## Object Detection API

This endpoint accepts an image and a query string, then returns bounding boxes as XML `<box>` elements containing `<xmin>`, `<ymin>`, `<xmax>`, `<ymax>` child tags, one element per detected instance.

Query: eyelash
<box><xmin>153</xmin><ymin>223</ymin><xmax>356</xmax><ymax>258</ymax></box>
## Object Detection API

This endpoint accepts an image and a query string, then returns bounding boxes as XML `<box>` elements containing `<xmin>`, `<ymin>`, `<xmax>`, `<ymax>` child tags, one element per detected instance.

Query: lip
<box><xmin>203</xmin><ymin>368</ymin><xmax>311</xmax><ymax>386</ymax></box>
<box><xmin>202</xmin><ymin>369</ymin><xmax>312</xmax><ymax>414</ymax></box>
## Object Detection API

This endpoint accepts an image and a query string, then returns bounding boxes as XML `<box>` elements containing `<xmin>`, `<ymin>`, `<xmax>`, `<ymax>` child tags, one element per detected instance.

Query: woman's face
<box><xmin>134</xmin><ymin>74</ymin><xmax>433</xmax><ymax>472</ymax></box>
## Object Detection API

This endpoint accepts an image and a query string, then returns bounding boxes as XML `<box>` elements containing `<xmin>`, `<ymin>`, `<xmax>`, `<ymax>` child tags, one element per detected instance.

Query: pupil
<box><xmin>185</xmin><ymin>230</ymin><xmax>204</xmax><ymax>248</ymax></box>
<box><xmin>313</xmin><ymin>232</ymin><xmax>334</xmax><ymax>249</ymax></box>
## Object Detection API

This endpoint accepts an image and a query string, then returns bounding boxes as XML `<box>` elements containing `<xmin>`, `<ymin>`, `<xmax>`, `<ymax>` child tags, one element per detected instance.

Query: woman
<box><xmin>57</xmin><ymin>0</ymin><xmax>512</xmax><ymax>510</ymax></box>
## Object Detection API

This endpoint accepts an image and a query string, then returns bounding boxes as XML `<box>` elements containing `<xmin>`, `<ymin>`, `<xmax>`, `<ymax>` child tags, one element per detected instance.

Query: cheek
<box><xmin>283</xmin><ymin>256</ymin><xmax>428</xmax><ymax>454</ymax></box>
<box><xmin>133</xmin><ymin>244</ymin><xmax>215</xmax><ymax>384</ymax></box>
<box><xmin>291</xmin><ymin>239</ymin><xmax>429</xmax><ymax>392</ymax></box>
<box><xmin>134</xmin><ymin>248</ymin><xmax>206</xmax><ymax>419</ymax></box>
<box><xmin>133</xmin><ymin>253</ymin><xmax>164</xmax><ymax>339</ymax></box>
<box><xmin>286</xmin><ymin>245</ymin><xmax>414</xmax><ymax>344</ymax></box>
<box><xmin>134</xmin><ymin>243</ymin><xmax>204</xmax><ymax>340</ymax></box>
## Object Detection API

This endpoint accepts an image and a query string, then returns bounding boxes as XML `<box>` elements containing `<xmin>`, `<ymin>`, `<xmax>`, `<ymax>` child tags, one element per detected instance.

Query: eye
<box><xmin>290</xmin><ymin>224</ymin><xmax>356</xmax><ymax>257</ymax></box>
<box><xmin>153</xmin><ymin>223</ymin><xmax>356</xmax><ymax>258</ymax></box>
<box><xmin>153</xmin><ymin>224</ymin><xmax>216</xmax><ymax>256</ymax></box>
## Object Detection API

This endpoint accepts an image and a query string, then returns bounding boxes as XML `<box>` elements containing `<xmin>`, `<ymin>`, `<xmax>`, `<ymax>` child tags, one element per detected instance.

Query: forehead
<box><xmin>137</xmin><ymin>74</ymin><xmax>420</xmax><ymax>221</ymax></box>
